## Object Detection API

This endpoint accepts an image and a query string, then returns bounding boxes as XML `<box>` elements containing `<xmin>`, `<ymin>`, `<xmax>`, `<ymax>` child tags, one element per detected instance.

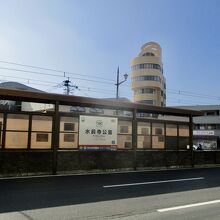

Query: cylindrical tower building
<box><xmin>131</xmin><ymin>42</ymin><xmax>166</xmax><ymax>106</ymax></box>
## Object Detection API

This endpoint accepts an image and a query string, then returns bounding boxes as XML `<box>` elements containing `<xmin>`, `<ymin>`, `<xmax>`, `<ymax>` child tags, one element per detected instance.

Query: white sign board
<box><xmin>79</xmin><ymin>115</ymin><xmax>118</xmax><ymax>150</ymax></box>
<box><xmin>193</xmin><ymin>130</ymin><xmax>215</xmax><ymax>136</ymax></box>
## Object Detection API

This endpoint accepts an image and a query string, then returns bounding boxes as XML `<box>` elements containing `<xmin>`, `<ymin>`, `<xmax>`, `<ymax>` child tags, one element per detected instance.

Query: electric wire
<box><xmin>0</xmin><ymin>60</ymin><xmax>220</xmax><ymax>104</ymax></box>
<box><xmin>0</xmin><ymin>60</ymin><xmax>115</xmax><ymax>82</ymax></box>
<box><xmin>0</xmin><ymin>67</ymin><xmax>114</xmax><ymax>85</ymax></box>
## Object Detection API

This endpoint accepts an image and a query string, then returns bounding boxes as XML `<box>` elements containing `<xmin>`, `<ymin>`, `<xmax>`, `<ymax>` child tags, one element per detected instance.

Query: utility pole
<box><xmin>63</xmin><ymin>77</ymin><xmax>71</xmax><ymax>95</ymax></box>
<box><xmin>63</xmin><ymin>77</ymin><xmax>78</xmax><ymax>95</ymax></box>
<box><xmin>115</xmin><ymin>66</ymin><xmax>128</xmax><ymax>99</ymax></box>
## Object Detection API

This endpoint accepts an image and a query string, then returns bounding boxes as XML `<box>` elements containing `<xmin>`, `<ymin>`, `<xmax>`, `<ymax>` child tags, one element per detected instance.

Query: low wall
<box><xmin>0</xmin><ymin>150</ymin><xmax>220</xmax><ymax>176</ymax></box>
<box><xmin>0</xmin><ymin>151</ymin><xmax>53</xmax><ymax>176</ymax></box>
<box><xmin>57</xmin><ymin>150</ymin><xmax>135</xmax><ymax>172</ymax></box>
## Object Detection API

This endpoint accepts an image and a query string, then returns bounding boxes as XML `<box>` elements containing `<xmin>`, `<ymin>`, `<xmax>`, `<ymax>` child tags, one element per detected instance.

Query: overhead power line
<box><xmin>0</xmin><ymin>60</ymin><xmax>115</xmax><ymax>82</ymax></box>
<box><xmin>0</xmin><ymin>60</ymin><xmax>220</xmax><ymax>104</ymax></box>
<box><xmin>0</xmin><ymin>67</ymin><xmax>114</xmax><ymax>85</ymax></box>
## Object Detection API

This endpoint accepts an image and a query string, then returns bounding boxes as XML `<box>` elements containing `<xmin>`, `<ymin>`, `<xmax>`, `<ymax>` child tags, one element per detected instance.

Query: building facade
<box><xmin>0</xmin><ymin>87</ymin><xmax>204</xmax><ymax>176</ymax></box>
<box><xmin>176</xmin><ymin>105</ymin><xmax>220</xmax><ymax>150</ymax></box>
<box><xmin>131</xmin><ymin>42</ymin><xmax>166</xmax><ymax>106</ymax></box>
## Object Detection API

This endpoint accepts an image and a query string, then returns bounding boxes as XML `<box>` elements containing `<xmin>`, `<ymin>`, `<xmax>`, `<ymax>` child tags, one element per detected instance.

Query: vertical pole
<box><xmin>27</xmin><ymin>114</ymin><xmax>32</xmax><ymax>150</ymax></box>
<box><xmin>52</xmin><ymin>101</ymin><xmax>59</xmax><ymax>175</ymax></box>
<box><xmin>67</xmin><ymin>78</ymin><xmax>70</xmax><ymax>95</ymax></box>
<box><xmin>177</xmin><ymin>124</ymin><xmax>180</xmax><ymax>166</ymax></box>
<box><xmin>2</xmin><ymin>113</ymin><xmax>7</xmax><ymax>149</ymax></box>
<box><xmin>116</xmin><ymin>66</ymin><xmax>119</xmax><ymax>99</ymax></box>
<box><xmin>132</xmin><ymin>108</ymin><xmax>137</xmax><ymax>170</ymax></box>
<box><xmin>189</xmin><ymin>115</ymin><xmax>194</xmax><ymax>167</ymax></box>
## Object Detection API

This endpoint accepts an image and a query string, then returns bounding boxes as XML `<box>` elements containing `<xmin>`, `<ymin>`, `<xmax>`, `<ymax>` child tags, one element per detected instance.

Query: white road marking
<box><xmin>103</xmin><ymin>177</ymin><xmax>204</xmax><ymax>188</ymax></box>
<box><xmin>158</xmin><ymin>199</ymin><xmax>220</xmax><ymax>212</ymax></box>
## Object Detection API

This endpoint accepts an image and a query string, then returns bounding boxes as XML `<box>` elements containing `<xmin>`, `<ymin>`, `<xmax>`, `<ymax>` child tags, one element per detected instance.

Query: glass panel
<box><xmin>113</xmin><ymin>110</ymin><xmax>133</xmax><ymax>117</ymax></box>
<box><xmin>166</xmin><ymin>136</ymin><xmax>178</xmax><ymax>150</ymax></box>
<box><xmin>137</xmin><ymin>122</ymin><xmax>151</xmax><ymax>135</ymax></box>
<box><xmin>179</xmin><ymin>125</ymin><xmax>189</xmax><ymax>137</ymax></box>
<box><xmin>193</xmin><ymin>139</ymin><xmax>217</xmax><ymax>150</ymax></box>
<box><xmin>5</xmin><ymin>132</ymin><xmax>28</xmax><ymax>149</ymax></box>
<box><xmin>0</xmin><ymin>100</ymin><xmax>20</xmax><ymax>111</ymax></box>
<box><xmin>59</xmin><ymin>105</ymin><xmax>86</xmax><ymax>113</ymax></box>
<box><xmin>179</xmin><ymin>137</ymin><xmax>190</xmax><ymax>150</ymax></box>
<box><xmin>152</xmin><ymin>123</ymin><xmax>164</xmax><ymax>135</ymax></box>
<box><xmin>117</xmin><ymin>135</ymin><xmax>132</xmax><ymax>149</ymax></box>
<box><xmin>59</xmin><ymin>133</ymin><xmax>78</xmax><ymax>148</ymax></box>
<box><xmin>137</xmin><ymin>136</ymin><xmax>151</xmax><ymax>149</ymax></box>
<box><xmin>118</xmin><ymin>121</ymin><xmax>132</xmax><ymax>134</ymax></box>
<box><xmin>6</xmin><ymin>114</ymin><xmax>29</xmax><ymax>131</ymax></box>
<box><xmin>36</xmin><ymin>133</ymin><xmax>49</xmax><ymax>142</ymax></box>
<box><xmin>31</xmin><ymin>132</ymin><xmax>51</xmax><ymax>149</ymax></box>
<box><xmin>32</xmin><ymin>115</ymin><xmax>52</xmax><ymax>132</ymax></box>
<box><xmin>59</xmin><ymin>105</ymin><xmax>133</xmax><ymax>117</ymax></box>
<box><xmin>60</xmin><ymin>117</ymin><xmax>78</xmax><ymax>132</ymax></box>
<box><xmin>21</xmin><ymin>102</ymin><xmax>54</xmax><ymax>112</ymax></box>
<box><xmin>152</xmin><ymin>135</ymin><xmax>164</xmax><ymax>149</ymax></box>
<box><xmin>166</xmin><ymin>124</ymin><xmax>177</xmax><ymax>136</ymax></box>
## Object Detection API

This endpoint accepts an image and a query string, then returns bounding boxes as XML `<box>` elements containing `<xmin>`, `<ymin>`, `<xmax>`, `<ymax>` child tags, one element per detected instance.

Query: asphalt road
<box><xmin>0</xmin><ymin>167</ymin><xmax>220</xmax><ymax>219</ymax></box>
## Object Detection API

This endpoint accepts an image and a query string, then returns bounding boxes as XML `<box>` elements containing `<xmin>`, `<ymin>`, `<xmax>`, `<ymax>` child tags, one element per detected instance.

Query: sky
<box><xmin>0</xmin><ymin>0</ymin><xmax>220</xmax><ymax>106</ymax></box>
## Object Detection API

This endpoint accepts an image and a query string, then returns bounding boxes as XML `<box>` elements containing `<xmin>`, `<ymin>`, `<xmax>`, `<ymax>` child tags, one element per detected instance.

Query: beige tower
<box><xmin>131</xmin><ymin>42</ymin><xmax>166</xmax><ymax>106</ymax></box>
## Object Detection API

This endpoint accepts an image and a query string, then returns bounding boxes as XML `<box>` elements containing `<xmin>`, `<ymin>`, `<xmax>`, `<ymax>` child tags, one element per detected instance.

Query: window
<box><xmin>199</xmin><ymin>125</ymin><xmax>206</xmax><ymax>130</ymax></box>
<box><xmin>36</xmin><ymin>133</ymin><xmax>49</xmax><ymax>142</ymax></box>
<box><xmin>31</xmin><ymin>115</ymin><xmax>52</xmax><ymax>149</ymax></box>
<box><xmin>64</xmin><ymin>133</ymin><xmax>75</xmax><ymax>142</ymax></box>
<box><xmin>141</xmin><ymin>127</ymin><xmax>150</xmax><ymax>135</ymax></box>
<box><xmin>166</xmin><ymin>124</ymin><xmax>178</xmax><ymax>150</ymax></box>
<box><xmin>5</xmin><ymin>114</ymin><xmax>29</xmax><ymax>149</ymax></box>
<box><xmin>117</xmin><ymin>121</ymin><xmax>132</xmax><ymax>149</ymax></box>
<box><xmin>6</xmin><ymin>114</ymin><xmax>29</xmax><ymax>131</ymax></box>
<box><xmin>117</xmin><ymin>135</ymin><xmax>132</xmax><ymax>149</ymax></box>
<box><xmin>132</xmin><ymin>75</ymin><xmax>161</xmax><ymax>82</ymax></box>
<box><xmin>137</xmin><ymin>122</ymin><xmax>151</xmax><ymax>149</ymax></box>
<box><xmin>120</xmin><ymin>126</ymin><xmax>129</xmax><ymax>133</ymax></box>
<box><xmin>207</xmin><ymin>124</ymin><xmax>216</xmax><ymax>130</ymax></box>
<box><xmin>179</xmin><ymin>125</ymin><xmax>189</xmax><ymax>137</ymax></box>
<box><xmin>64</xmin><ymin>123</ymin><xmax>75</xmax><ymax>131</ymax></box>
<box><xmin>142</xmin><ymin>52</ymin><xmax>155</xmax><ymax>56</ymax></box>
<box><xmin>59</xmin><ymin>117</ymin><xmax>78</xmax><ymax>149</ymax></box>
<box><xmin>89</xmin><ymin>108</ymin><xmax>104</xmax><ymax>114</ymax></box>
<box><xmin>32</xmin><ymin>115</ymin><xmax>52</xmax><ymax>132</ymax></box>
<box><xmin>155</xmin><ymin>128</ymin><xmax>163</xmax><ymax>135</ymax></box>
<box><xmin>158</xmin><ymin>135</ymin><xmax>164</xmax><ymax>142</ymax></box>
<box><xmin>152</xmin><ymin>136</ymin><xmax>164</xmax><ymax>149</ymax></box>
<box><xmin>152</xmin><ymin>123</ymin><xmax>164</xmax><ymax>135</ymax></box>
<box><xmin>166</xmin><ymin>124</ymin><xmax>177</xmax><ymax>136</ymax></box>
<box><xmin>139</xmin><ymin>100</ymin><xmax>155</xmax><ymax>105</ymax></box>
<box><xmin>143</xmin><ymin>139</ymin><xmax>151</xmax><ymax>148</ymax></box>
<box><xmin>131</xmin><ymin>63</ymin><xmax>162</xmax><ymax>71</ymax></box>
<box><xmin>118</xmin><ymin>121</ymin><xmax>132</xmax><ymax>134</ymax></box>
<box><xmin>59</xmin><ymin>105</ymin><xmax>86</xmax><ymax>113</ymax></box>
<box><xmin>134</xmin><ymin>88</ymin><xmax>156</xmax><ymax>95</ymax></box>
<box><xmin>152</xmin><ymin>123</ymin><xmax>165</xmax><ymax>149</ymax></box>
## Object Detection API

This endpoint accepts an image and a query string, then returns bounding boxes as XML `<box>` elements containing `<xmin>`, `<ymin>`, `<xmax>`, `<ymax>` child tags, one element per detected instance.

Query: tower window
<box><xmin>142</xmin><ymin>52</ymin><xmax>155</xmax><ymax>56</ymax></box>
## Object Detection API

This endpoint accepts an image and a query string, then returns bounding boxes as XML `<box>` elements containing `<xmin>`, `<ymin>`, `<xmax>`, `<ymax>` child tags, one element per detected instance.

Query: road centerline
<box><xmin>157</xmin><ymin>199</ymin><xmax>220</xmax><ymax>212</ymax></box>
<box><xmin>103</xmin><ymin>177</ymin><xmax>204</xmax><ymax>188</ymax></box>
